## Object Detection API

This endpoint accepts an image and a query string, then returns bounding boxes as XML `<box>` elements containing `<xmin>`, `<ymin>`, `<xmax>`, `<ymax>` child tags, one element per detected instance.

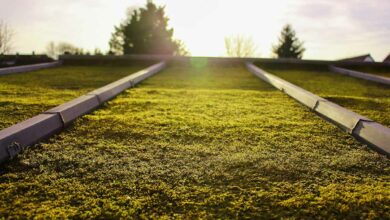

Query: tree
<box><xmin>94</xmin><ymin>48</ymin><xmax>102</xmax><ymax>55</ymax></box>
<box><xmin>0</xmin><ymin>20</ymin><xmax>14</xmax><ymax>54</ymax></box>
<box><xmin>273</xmin><ymin>24</ymin><xmax>305</xmax><ymax>59</ymax></box>
<box><xmin>224</xmin><ymin>35</ymin><xmax>257</xmax><ymax>57</ymax></box>
<box><xmin>57</xmin><ymin>42</ymin><xmax>84</xmax><ymax>55</ymax></box>
<box><xmin>46</xmin><ymin>41</ymin><xmax>85</xmax><ymax>59</ymax></box>
<box><xmin>109</xmin><ymin>1</ymin><xmax>188</xmax><ymax>55</ymax></box>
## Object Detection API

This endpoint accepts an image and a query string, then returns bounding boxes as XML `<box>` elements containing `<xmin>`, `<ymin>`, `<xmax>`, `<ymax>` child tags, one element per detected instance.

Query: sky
<box><xmin>1</xmin><ymin>0</ymin><xmax>390</xmax><ymax>61</ymax></box>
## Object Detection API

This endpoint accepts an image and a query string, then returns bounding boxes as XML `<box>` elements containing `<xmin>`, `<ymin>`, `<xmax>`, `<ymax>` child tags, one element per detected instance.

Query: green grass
<box><xmin>0</xmin><ymin>64</ymin><xmax>148</xmax><ymax>130</ymax></box>
<box><xmin>0</xmin><ymin>62</ymin><xmax>389</xmax><ymax>219</ymax></box>
<box><xmin>257</xmin><ymin>66</ymin><xmax>390</xmax><ymax>127</ymax></box>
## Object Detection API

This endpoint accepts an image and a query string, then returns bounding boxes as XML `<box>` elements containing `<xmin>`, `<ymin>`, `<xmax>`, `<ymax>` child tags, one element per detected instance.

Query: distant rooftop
<box><xmin>383</xmin><ymin>54</ymin><xmax>390</xmax><ymax>63</ymax></box>
<box><xmin>338</xmin><ymin>54</ymin><xmax>375</xmax><ymax>62</ymax></box>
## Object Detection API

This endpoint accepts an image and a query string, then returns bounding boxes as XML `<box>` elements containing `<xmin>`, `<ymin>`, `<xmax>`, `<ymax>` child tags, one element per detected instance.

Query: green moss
<box><xmin>0</xmin><ymin>62</ymin><xmax>389</xmax><ymax>218</ymax></box>
<box><xmin>0</xmin><ymin>64</ymin><xmax>148</xmax><ymax>130</ymax></box>
<box><xmin>257</xmin><ymin>67</ymin><xmax>390</xmax><ymax>127</ymax></box>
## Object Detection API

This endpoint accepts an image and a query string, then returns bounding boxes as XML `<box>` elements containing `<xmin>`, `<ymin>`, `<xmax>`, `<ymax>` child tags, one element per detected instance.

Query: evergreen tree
<box><xmin>109</xmin><ymin>1</ymin><xmax>188</xmax><ymax>55</ymax></box>
<box><xmin>273</xmin><ymin>24</ymin><xmax>305</xmax><ymax>59</ymax></box>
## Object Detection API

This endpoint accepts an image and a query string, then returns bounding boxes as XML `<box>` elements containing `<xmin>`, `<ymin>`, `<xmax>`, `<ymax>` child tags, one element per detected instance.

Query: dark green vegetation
<box><xmin>0</xmin><ymin>64</ymin><xmax>147</xmax><ymax>130</ymax></box>
<box><xmin>259</xmin><ymin>67</ymin><xmax>390</xmax><ymax>127</ymax></box>
<box><xmin>365</xmin><ymin>71</ymin><xmax>390</xmax><ymax>78</ymax></box>
<box><xmin>348</xmin><ymin>68</ymin><xmax>390</xmax><ymax>78</ymax></box>
<box><xmin>338</xmin><ymin>65</ymin><xmax>390</xmax><ymax>78</ymax></box>
<box><xmin>1</xmin><ymin>61</ymin><xmax>388</xmax><ymax>218</ymax></box>
<box><xmin>0</xmin><ymin>55</ymin><xmax>53</xmax><ymax>68</ymax></box>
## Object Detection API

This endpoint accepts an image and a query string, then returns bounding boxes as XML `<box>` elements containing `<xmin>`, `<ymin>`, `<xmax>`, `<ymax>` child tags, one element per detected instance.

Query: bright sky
<box><xmin>1</xmin><ymin>0</ymin><xmax>390</xmax><ymax>60</ymax></box>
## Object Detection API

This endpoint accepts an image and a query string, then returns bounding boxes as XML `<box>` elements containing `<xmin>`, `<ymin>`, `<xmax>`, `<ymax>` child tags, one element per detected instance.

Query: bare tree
<box><xmin>224</xmin><ymin>35</ymin><xmax>257</xmax><ymax>57</ymax></box>
<box><xmin>0</xmin><ymin>20</ymin><xmax>14</xmax><ymax>54</ymax></box>
<box><xmin>46</xmin><ymin>41</ymin><xmax>57</xmax><ymax>59</ymax></box>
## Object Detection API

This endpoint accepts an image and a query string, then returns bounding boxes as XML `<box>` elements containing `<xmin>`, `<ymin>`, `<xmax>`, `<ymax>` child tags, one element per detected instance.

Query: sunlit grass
<box><xmin>257</xmin><ymin>66</ymin><xmax>390</xmax><ymax>127</ymax></box>
<box><xmin>0</xmin><ymin>62</ymin><xmax>388</xmax><ymax>218</ymax></box>
<box><xmin>0</xmin><ymin>64</ymin><xmax>148</xmax><ymax>130</ymax></box>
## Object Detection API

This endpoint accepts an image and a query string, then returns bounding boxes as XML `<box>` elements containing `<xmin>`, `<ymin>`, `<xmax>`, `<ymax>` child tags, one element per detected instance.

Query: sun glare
<box><xmin>166</xmin><ymin>1</ymin><xmax>288</xmax><ymax>56</ymax></box>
